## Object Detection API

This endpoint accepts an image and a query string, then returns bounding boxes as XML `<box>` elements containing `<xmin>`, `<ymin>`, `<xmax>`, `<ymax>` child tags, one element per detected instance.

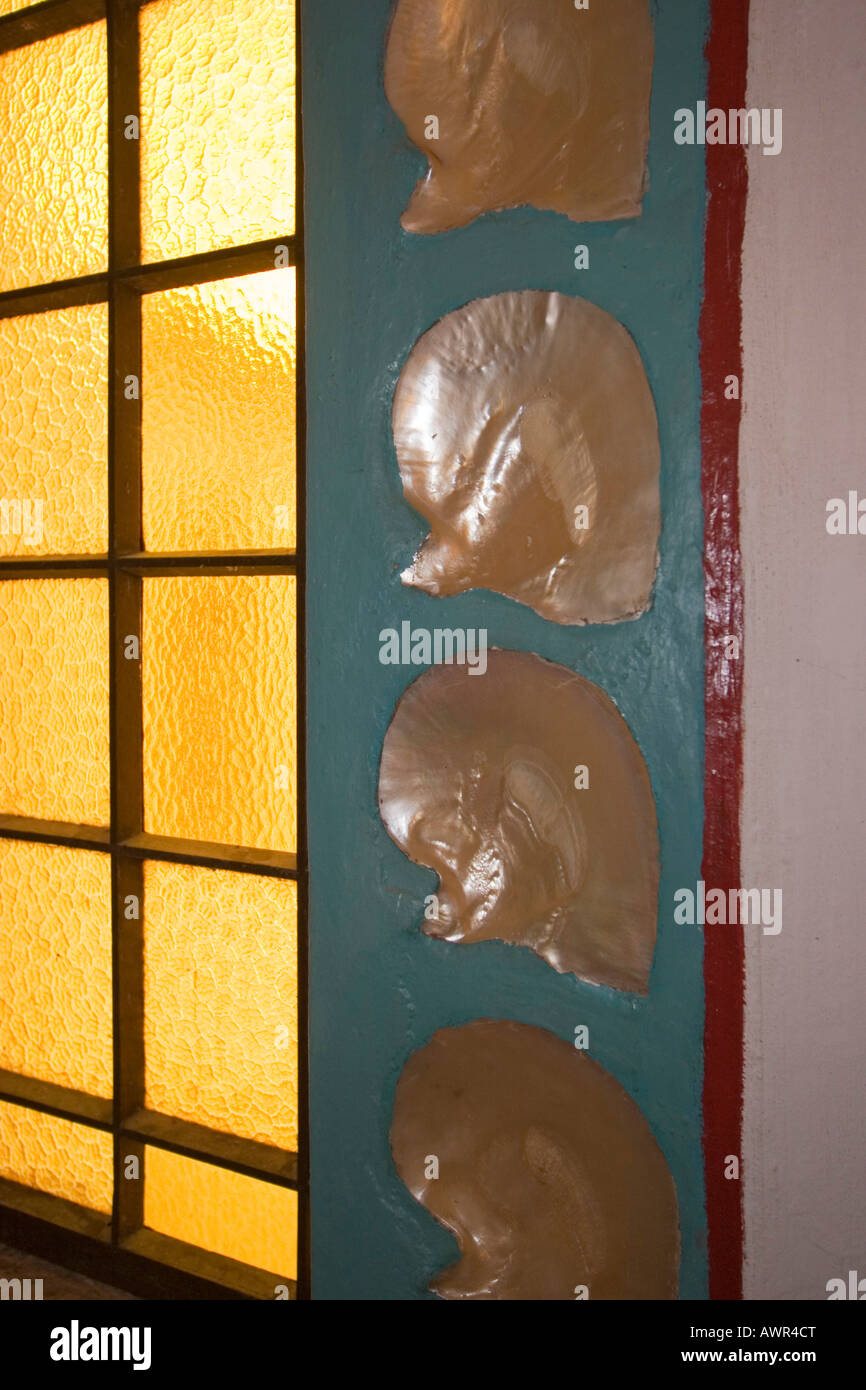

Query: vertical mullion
<box><xmin>108</xmin><ymin>0</ymin><xmax>145</xmax><ymax>1245</ymax></box>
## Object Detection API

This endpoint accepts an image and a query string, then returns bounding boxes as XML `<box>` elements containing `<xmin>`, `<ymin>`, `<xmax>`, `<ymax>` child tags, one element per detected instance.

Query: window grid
<box><xmin>0</xmin><ymin>0</ymin><xmax>307</xmax><ymax>1300</ymax></box>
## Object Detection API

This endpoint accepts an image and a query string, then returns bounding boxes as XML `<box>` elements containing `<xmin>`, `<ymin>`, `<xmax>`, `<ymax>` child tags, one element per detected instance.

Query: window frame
<box><xmin>0</xmin><ymin>0</ymin><xmax>308</xmax><ymax>1300</ymax></box>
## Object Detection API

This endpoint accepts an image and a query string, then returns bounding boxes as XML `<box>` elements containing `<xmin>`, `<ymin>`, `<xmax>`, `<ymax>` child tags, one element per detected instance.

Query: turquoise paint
<box><xmin>303</xmin><ymin>0</ymin><xmax>709</xmax><ymax>1299</ymax></box>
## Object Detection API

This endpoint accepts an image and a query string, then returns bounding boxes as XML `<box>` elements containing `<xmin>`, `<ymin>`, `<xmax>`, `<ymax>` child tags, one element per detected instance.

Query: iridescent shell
<box><xmin>378</xmin><ymin>649</ymin><xmax>659</xmax><ymax>992</ymax></box>
<box><xmin>385</xmin><ymin>0</ymin><xmax>654</xmax><ymax>233</ymax></box>
<box><xmin>394</xmin><ymin>290</ymin><xmax>661</xmax><ymax>626</ymax></box>
<box><xmin>391</xmin><ymin>1020</ymin><xmax>680</xmax><ymax>1300</ymax></box>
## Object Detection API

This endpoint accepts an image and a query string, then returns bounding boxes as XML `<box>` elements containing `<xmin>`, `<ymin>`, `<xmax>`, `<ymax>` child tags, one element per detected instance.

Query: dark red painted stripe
<box><xmin>700</xmin><ymin>0</ymin><xmax>749</xmax><ymax>1301</ymax></box>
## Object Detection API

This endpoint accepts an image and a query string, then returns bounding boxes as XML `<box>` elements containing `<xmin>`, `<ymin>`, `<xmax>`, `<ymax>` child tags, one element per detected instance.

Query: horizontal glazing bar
<box><xmin>120</xmin><ymin>832</ymin><xmax>299</xmax><ymax>877</ymax></box>
<box><xmin>119</xmin><ymin>237</ymin><xmax>300</xmax><ymax>293</ymax></box>
<box><xmin>0</xmin><ymin>0</ymin><xmax>106</xmax><ymax>57</ymax></box>
<box><xmin>0</xmin><ymin>1185</ymin><xmax>285</xmax><ymax>1297</ymax></box>
<box><xmin>0</xmin><ymin>1070</ymin><xmax>113</xmax><ymax>1130</ymax></box>
<box><xmin>0</xmin><ymin>815</ymin><xmax>112</xmax><ymax>851</ymax></box>
<box><xmin>0</xmin><ymin>1175</ymin><xmax>111</xmax><ymax>1240</ymax></box>
<box><xmin>0</xmin><ymin>558</ymin><xmax>109</xmax><ymax>577</ymax></box>
<box><xmin>120</xmin><ymin>551</ymin><xmax>298</xmax><ymax>574</ymax></box>
<box><xmin>0</xmin><ymin>276</ymin><xmax>108</xmax><ymax>320</ymax></box>
<box><xmin>0</xmin><ymin>819</ymin><xmax>304</xmax><ymax>876</ymax></box>
<box><xmin>122</xmin><ymin>1228</ymin><xmax>296</xmax><ymax>1299</ymax></box>
<box><xmin>0</xmin><ymin>241</ymin><xmax>301</xmax><ymax>321</ymax></box>
<box><xmin>121</xmin><ymin>1109</ymin><xmax>299</xmax><ymax>1188</ymax></box>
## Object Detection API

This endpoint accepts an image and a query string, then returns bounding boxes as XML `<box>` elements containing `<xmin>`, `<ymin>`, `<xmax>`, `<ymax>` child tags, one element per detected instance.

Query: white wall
<box><xmin>741</xmin><ymin>0</ymin><xmax>866</xmax><ymax>1300</ymax></box>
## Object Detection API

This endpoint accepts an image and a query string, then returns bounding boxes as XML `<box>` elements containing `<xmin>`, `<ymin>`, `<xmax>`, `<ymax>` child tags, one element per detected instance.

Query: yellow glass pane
<box><xmin>142</xmin><ymin>576</ymin><xmax>296</xmax><ymax>851</ymax></box>
<box><xmin>142</xmin><ymin>269</ymin><xmax>296</xmax><ymax>552</ymax></box>
<box><xmin>0</xmin><ymin>1101</ymin><xmax>112</xmax><ymax>1213</ymax></box>
<box><xmin>0</xmin><ymin>841</ymin><xmax>112</xmax><ymax>1097</ymax></box>
<box><xmin>0</xmin><ymin>2</ymin><xmax>36</xmax><ymax>14</ymax></box>
<box><xmin>0</xmin><ymin>579</ymin><xmax>110</xmax><ymax>825</ymax></box>
<box><xmin>144</xmin><ymin>861</ymin><xmax>298</xmax><ymax>1148</ymax></box>
<box><xmin>0</xmin><ymin>24</ymin><xmax>107</xmax><ymax>292</ymax></box>
<box><xmin>140</xmin><ymin>0</ymin><xmax>296</xmax><ymax>261</ymax></box>
<box><xmin>145</xmin><ymin>1146</ymin><xmax>297</xmax><ymax>1279</ymax></box>
<box><xmin>0</xmin><ymin>303</ymin><xmax>108</xmax><ymax>557</ymax></box>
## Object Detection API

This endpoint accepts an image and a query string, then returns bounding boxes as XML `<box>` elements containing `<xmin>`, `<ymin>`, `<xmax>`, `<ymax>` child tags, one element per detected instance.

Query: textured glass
<box><xmin>142</xmin><ymin>576</ymin><xmax>297</xmax><ymax>851</ymax></box>
<box><xmin>142</xmin><ymin>269</ymin><xmax>296</xmax><ymax>552</ymax></box>
<box><xmin>144</xmin><ymin>1146</ymin><xmax>297</xmax><ymax>1279</ymax></box>
<box><xmin>0</xmin><ymin>303</ymin><xmax>108</xmax><ymax>557</ymax></box>
<box><xmin>0</xmin><ymin>24</ymin><xmax>108</xmax><ymax>292</ymax></box>
<box><xmin>0</xmin><ymin>841</ymin><xmax>112</xmax><ymax>1097</ymax></box>
<box><xmin>140</xmin><ymin>0</ymin><xmax>296</xmax><ymax>261</ymax></box>
<box><xmin>0</xmin><ymin>1101</ymin><xmax>112</xmax><ymax>1213</ymax></box>
<box><xmin>0</xmin><ymin>2</ymin><xmax>37</xmax><ymax>14</ymax></box>
<box><xmin>0</xmin><ymin>579</ymin><xmax>110</xmax><ymax>825</ymax></box>
<box><xmin>144</xmin><ymin>861</ymin><xmax>298</xmax><ymax>1148</ymax></box>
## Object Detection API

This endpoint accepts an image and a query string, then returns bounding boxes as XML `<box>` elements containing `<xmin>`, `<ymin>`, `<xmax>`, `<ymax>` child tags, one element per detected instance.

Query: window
<box><xmin>0</xmin><ymin>0</ymin><xmax>305</xmax><ymax>1299</ymax></box>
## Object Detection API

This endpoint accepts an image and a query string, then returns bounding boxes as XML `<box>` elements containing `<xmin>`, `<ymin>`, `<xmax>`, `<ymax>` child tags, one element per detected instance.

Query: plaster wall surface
<box><xmin>741</xmin><ymin>0</ymin><xmax>866</xmax><ymax>1301</ymax></box>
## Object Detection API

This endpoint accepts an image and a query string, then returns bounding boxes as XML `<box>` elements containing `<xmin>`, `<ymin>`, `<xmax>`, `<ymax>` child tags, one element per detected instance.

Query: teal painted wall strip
<box><xmin>303</xmin><ymin>0</ymin><xmax>710</xmax><ymax>1300</ymax></box>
